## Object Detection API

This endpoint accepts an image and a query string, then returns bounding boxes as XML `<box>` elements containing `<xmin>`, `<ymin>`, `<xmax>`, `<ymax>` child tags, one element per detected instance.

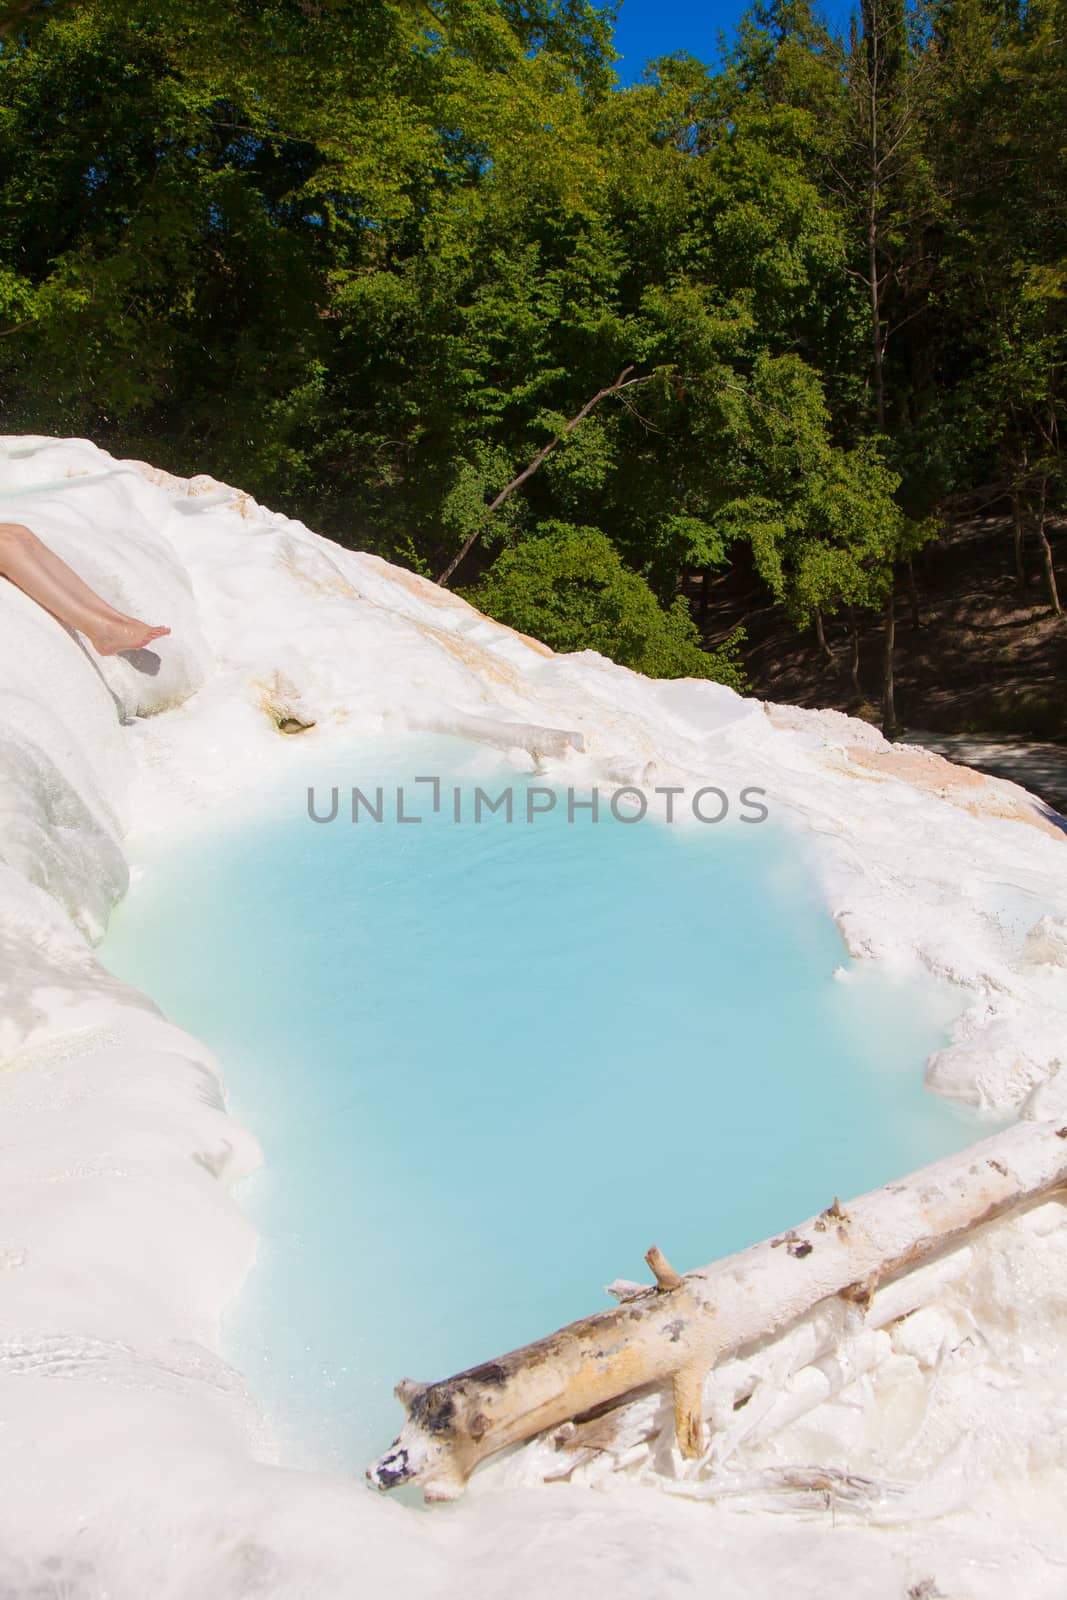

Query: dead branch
<box><xmin>435</xmin><ymin>365</ymin><xmax>651</xmax><ymax>587</ymax></box>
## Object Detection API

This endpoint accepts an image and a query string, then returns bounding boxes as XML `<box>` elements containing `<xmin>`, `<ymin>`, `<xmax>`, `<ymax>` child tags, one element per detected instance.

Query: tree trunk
<box><xmin>881</xmin><ymin>583</ymin><xmax>897</xmax><ymax>737</ymax></box>
<box><xmin>849</xmin><ymin>610</ymin><xmax>863</xmax><ymax>698</ymax></box>
<box><xmin>906</xmin><ymin>558</ymin><xmax>921</xmax><ymax>629</ymax></box>
<box><xmin>867</xmin><ymin>203</ymin><xmax>885</xmax><ymax>432</ymax></box>
<box><xmin>1012</xmin><ymin>491</ymin><xmax>1027</xmax><ymax>593</ymax></box>
<box><xmin>1034</xmin><ymin>475</ymin><xmax>1062</xmax><ymax>616</ymax></box>
<box><xmin>367</xmin><ymin>1121</ymin><xmax>1067</xmax><ymax>1503</ymax></box>
<box><xmin>700</xmin><ymin>569</ymin><xmax>711</xmax><ymax>618</ymax></box>
<box><xmin>865</xmin><ymin>0</ymin><xmax>886</xmax><ymax>432</ymax></box>
<box><xmin>814</xmin><ymin>606</ymin><xmax>834</xmax><ymax>661</ymax></box>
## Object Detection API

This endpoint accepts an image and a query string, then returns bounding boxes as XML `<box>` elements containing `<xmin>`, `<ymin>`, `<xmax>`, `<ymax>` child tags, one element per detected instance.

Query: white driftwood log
<box><xmin>542</xmin><ymin>1246</ymin><xmax>977</xmax><ymax>1486</ymax></box>
<box><xmin>366</xmin><ymin>1120</ymin><xmax>1067</xmax><ymax>1502</ymax></box>
<box><xmin>412</xmin><ymin>710</ymin><xmax>585</xmax><ymax>762</ymax></box>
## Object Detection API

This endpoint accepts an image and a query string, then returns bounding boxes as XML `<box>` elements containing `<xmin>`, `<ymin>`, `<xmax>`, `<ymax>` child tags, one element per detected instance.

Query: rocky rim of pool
<box><xmin>3</xmin><ymin>433</ymin><xmax>1067</xmax><ymax>1599</ymax></box>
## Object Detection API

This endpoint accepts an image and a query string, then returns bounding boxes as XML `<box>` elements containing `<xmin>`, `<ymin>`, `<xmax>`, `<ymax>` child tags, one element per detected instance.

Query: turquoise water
<box><xmin>100</xmin><ymin>737</ymin><xmax>983</xmax><ymax>1472</ymax></box>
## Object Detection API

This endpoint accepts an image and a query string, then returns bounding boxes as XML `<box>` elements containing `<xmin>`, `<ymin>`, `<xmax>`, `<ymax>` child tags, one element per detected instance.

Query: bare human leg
<box><xmin>0</xmin><ymin>521</ymin><xmax>170</xmax><ymax>656</ymax></box>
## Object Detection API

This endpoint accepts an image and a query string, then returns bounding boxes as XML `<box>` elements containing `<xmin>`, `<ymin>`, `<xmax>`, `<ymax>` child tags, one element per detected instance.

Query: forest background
<box><xmin>2</xmin><ymin>0</ymin><xmax>1063</xmax><ymax>730</ymax></box>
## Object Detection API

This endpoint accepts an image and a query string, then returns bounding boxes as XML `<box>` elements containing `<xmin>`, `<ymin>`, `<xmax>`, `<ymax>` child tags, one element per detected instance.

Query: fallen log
<box><xmin>366</xmin><ymin>1120</ymin><xmax>1067</xmax><ymax>1502</ymax></box>
<box><xmin>543</xmin><ymin>1246</ymin><xmax>975</xmax><ymax>1484</ymax></box>
<box><xmin>410</xmin><ymin>710</ymin><xmax>585</xmax><ymax>764</ymax></box>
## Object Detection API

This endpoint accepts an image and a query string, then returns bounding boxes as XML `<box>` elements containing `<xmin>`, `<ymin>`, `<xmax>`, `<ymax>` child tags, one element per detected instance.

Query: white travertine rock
<box><xmin>2</xmin><ymin>433</ymin><xmax>1067</xmax><ymax>1599</ymax></box>
<box><xmin>1024</xmin><ymin>914</ymin><xmax>1067</xmax><ymax>967</ymax></box>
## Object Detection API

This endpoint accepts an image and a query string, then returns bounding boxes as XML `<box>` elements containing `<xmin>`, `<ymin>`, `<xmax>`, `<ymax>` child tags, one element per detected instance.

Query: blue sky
<box><xmin>609</xmin><ymin>0</ymin><xmax>853</xmax><ymax>84</ymax></box>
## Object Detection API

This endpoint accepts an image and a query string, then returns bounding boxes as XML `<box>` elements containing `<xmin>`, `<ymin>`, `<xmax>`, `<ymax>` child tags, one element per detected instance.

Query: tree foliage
<box><xmin>465</xmin><ymin>521</ymin><xmax>746</xmax><ymax>682</ymax></box>
<box><xmin>0</xmin><ymin>0</ymin><xmax>1061</xmax><ymax>683</ymax></box>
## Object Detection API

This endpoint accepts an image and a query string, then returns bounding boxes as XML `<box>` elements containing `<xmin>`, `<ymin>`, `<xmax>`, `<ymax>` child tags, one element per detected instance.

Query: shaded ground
<box><xmin>898</xmin><ymin>731</ymin><xmax>1067</xmax><ymax>818</ymax></box>
<box><xmin>694</xmin><ymin>507</ymin><xmax>1067</xmax><ymax>810</ymax></box>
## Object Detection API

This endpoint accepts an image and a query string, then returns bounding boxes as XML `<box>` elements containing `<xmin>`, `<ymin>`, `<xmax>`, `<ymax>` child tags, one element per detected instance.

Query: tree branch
<box><xmin>436</xmin><ymin>365</ymin><xmax>649</xmax><ymax>587</ymax></box>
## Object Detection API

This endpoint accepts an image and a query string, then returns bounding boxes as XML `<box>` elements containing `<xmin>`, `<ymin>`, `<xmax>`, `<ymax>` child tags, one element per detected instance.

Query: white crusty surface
<box><xmin>2</xmin><ymin>435</ymin><xmax>1067</xmax><ymax>1598</ymax></box>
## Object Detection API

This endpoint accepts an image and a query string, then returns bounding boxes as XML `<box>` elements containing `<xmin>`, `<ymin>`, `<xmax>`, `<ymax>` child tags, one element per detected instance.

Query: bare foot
<box><xmin>89</xmin><ymin>620</ymin><xmax>171</xmax><ymax>656</ymax></box>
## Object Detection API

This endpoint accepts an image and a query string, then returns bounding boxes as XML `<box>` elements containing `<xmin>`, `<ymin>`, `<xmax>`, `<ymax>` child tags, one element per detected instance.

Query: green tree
<box><xmin>928</xmin><ymin>0</ymin><xmax>1066</xmax><ymax>610</ymax></box>
<box><xmin>465</xmin><ymin>521</ymin><xmax>745</xmax><ymax>683</ymax></box>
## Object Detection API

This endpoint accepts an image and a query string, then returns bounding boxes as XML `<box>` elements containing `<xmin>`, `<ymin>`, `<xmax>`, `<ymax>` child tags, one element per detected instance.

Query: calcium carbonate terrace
<box><xmin>3</xmin><ymin>435</ymin><xmax>1067</xmax><ymax>1597</ymax></box>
